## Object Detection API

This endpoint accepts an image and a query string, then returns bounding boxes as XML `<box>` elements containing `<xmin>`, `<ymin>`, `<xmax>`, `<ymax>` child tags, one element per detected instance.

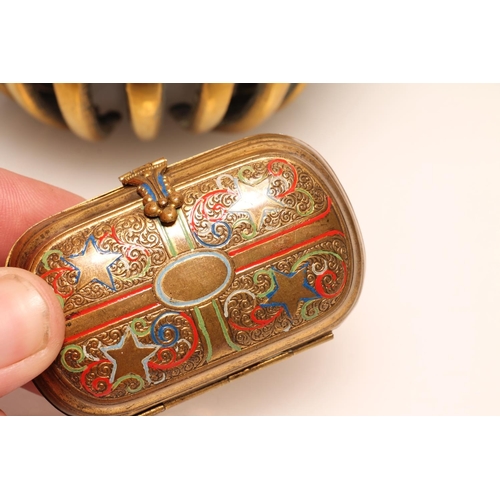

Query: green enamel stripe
<box><xmin>291</xmin><ymin>250</ymin><xmax>343</xmax><ymax>272</ymax></box>
<box><xmin>194</xmin><ymin>306</ymin><xmax>212</xmax><ymax>362</ymax></box>
<box><xmin>300</xmin><ymin>300</ymin><xmax>319</xmax><ymax>321</ymax></box>
<box><xmin>112</xmin><ymin>374</ymin><xmax>144</xmax><ymax>393</ymax></box>
<box><xmin>155</xmin><ymin>218</ymin><xmax>177</xmax><ymax>256</ymax></box>
<box><xmin>238</xmin><ymin>165</ymin><xmax>266</xmax><ymax>185</ymax></box>
<box><xmin>177</xmin><ymin>209</ymin><xmax>196</xmax><ymax>250</ymax></box>
<box><xmin>212</xmin><ymin>300</ymin><xmax>241</xmax><ymax>352</ymax></box>
<box><xmin>294</xmin><ymin>187</ymin><xmax>315</xmax><ymax>216</ymax></box>
<box><xmin>60</xmin><ymin>344</ymin><xmax>86</xmax><ymax>373</ymax></box>
<box><xmin>253</xmin><ymin>269</ymin><xmax>277</xmax><ymax>298</ymax></box>
<box><xmin>126</xmin><ymin>256</ymin><xmax>151</xmax><ymax>281</ymax></box>
<box><xmin>130</xmin><ymin>317</ymin><xmax>151</xmax><ymax>337</ymax></box>
<box><xmin>162</xmin><ymin>226</ymin><xmax>177</xmax><ymax>256</ymax></box>
<box><xmin>42</xmin><ymin>249</ymin><xmax>63</xmax><ymax>270</ymax></box>
<box><xmin>234</xmin><ymin>217</ymin><xmax>256</xmax><ymax>240</ymax></box>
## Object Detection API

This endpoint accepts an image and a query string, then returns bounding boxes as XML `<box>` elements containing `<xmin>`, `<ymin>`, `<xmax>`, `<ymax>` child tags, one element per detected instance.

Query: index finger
<box><xmin>0</xmin><ymin>168</ymin><xmax>84</xmax><ymax>265</ymax></box>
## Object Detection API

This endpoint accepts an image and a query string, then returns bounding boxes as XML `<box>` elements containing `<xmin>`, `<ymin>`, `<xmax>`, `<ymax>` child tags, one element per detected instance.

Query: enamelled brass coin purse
<box><xmin>7</xmin><ymin>134</ymin><xmax>364</xmax><ymax>415</ymax></box>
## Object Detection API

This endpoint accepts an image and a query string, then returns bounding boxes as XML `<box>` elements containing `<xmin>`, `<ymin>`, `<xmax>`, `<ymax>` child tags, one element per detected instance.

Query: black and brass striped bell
<box><xmin>0</xmin><ymin>83</ymin><xmax>305</xmax><ymax>141</ymax></box>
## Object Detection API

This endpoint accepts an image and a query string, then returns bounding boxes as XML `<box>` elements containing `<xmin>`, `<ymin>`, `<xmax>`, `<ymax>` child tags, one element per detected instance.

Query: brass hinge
<box><xmin>228</xmin><ymin>331</ymin><xmax>334</xmax><ymax>381</ymax></box>
<box><xmin>137</xmin><ymin>403</ymin><xmax>165</xmax><ymax>416</ymax></box>
<box><xmin>136</xmin><ymin>331</ymin><xmax>333</xmax><ymax>415</ymax></box>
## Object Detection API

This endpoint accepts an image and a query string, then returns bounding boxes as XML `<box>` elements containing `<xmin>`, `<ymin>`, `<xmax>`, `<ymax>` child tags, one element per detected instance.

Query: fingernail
<box><xmin>0</xmin><ymin>274</ymin><xmax>49</xmax><ymax>368</ymax></box>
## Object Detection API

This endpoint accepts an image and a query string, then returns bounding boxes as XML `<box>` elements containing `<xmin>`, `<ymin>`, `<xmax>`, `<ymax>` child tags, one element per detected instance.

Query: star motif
<box><xmin>64</xmin><ymin>235</ymin><xmax>122</xmax><ymax>291</ymax></box>
<box><xmin>229</xmin><ymin>178</ymin><xmax>283</xmax><ymax>229</ymax></box>
<box><xmin>264</xmin><ymin>266</ymin><xmax>319</xmax><ymax>318</ymax></box>
<box><xmin>101</xmin><ymin>329</ymin><xmax>159</xmax><ymax>383</ymax></box>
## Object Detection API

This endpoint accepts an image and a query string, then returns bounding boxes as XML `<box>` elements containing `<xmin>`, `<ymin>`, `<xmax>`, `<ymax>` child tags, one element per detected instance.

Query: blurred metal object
<box><xmin>6</xmin><ymin>83</ymin><xmax>66</xmax><ymax>129</ymax></box>
<box><xmin>189</xmin><ymin>83</ymin><xmax>234</xmax><ymax>133</ymax></box>
<box><xmin>0</xmin><ymin>83</ymin><xmax>306</xmax><ymax>141</ymax></box>
<box><xmin>126</xmin><ymin>83</ymin><xmax>164</xmax><ymax>141</ymax></box>
<box><xmin>218</xmin><ymin>83</ymin><xmax>290</xmax><ymax>132</ymax></box>
<box><xmin>0</xmin><ymin>83</ymin><xmax>11</xmax><ymax>97</ymax></box>
<box><xmin>280</xmin><ymin>83</ymin><xmax>307</xmax><ymax>109</ymax></box>
<box><xmin>53</xmin><ymin>83</ymin><xmax>120</xmax><ymax>141</ymax></box>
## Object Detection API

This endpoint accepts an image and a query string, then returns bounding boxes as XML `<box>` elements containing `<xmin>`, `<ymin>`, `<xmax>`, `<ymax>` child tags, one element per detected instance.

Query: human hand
<box><xmin>0</xmin><ymin>168</ymin><xmax>83</xmax><ymax>415</ymax></box>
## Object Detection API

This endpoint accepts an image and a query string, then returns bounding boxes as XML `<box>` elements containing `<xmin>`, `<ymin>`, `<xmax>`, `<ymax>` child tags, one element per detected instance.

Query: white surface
<box><xmin>0</xmin><ymin>84</ymin><xmax>499</xmax><ymax>415</ymax></box>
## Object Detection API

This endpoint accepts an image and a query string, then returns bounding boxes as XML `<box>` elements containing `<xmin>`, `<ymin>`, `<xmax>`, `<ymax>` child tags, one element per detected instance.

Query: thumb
<box><xmin>0</xmin><ymin>267</ymin><xmax>65</xmax><ymax>399</ymax></box>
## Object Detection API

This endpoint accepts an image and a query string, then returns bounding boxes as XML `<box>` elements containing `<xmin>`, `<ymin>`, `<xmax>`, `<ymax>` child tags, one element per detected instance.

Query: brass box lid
<box><xmin>7</xmin><ymin>134</ymin><xmax>364</xmax><ymax>415</ymax></box>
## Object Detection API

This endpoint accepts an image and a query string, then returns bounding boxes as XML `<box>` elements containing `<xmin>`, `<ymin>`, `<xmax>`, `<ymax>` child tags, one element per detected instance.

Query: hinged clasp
<box><xmin>119</xmin><ymin>158</ymin><xmax>184</xmax><ymax>224</ymax></box>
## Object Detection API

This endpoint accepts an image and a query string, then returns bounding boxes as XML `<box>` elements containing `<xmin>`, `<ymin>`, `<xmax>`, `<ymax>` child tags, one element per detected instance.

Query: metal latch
<box><xmin>120</xmin><ymin>158</ymin><xmax>184</xmax><ymax>224</ymax></box>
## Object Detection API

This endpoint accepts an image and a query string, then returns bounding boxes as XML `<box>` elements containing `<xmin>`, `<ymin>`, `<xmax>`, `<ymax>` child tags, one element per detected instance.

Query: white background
<box><xmin>0</xmin><ymin>84</ymin><xmax>499</xmax><ymax>415</ymax></box>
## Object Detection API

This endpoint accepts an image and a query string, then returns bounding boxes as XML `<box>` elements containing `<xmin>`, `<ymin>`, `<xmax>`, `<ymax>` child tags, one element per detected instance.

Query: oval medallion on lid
<box><xmin>154</xmin><ymin>250</ymin><xmax>233</xmax><ymax>308</ymax></box>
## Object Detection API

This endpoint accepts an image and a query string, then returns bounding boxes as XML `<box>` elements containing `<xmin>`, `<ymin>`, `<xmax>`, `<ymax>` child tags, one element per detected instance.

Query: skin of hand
<box><xmin>0</xmin><ymin>168</ymin><xmax>83</xmax><ymax>415</ymax></box>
